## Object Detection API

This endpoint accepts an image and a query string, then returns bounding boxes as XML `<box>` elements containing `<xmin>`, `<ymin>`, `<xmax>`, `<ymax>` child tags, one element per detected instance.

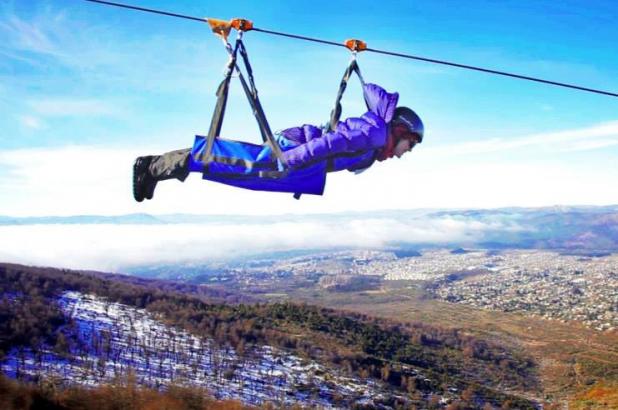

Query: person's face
<box><xmin>394</xmin><ymin>138</ymin><xmax>413</xmax><ymax>158</ymax></box>
<box><xmin>391</xmin><ymin>124</ymin><xmax>420</xmax><ymax>158</ymax></box>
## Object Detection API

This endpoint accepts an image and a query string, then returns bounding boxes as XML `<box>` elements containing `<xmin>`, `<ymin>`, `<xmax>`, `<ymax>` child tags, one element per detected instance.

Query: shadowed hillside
<box><xmin>0</xmin><ymin>263</ymin><xmax>540</xmax><ymax>408</ymax></box>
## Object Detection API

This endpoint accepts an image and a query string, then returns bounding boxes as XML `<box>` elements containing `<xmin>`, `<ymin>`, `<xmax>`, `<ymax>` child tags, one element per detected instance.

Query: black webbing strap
<box><xmin>237</xmin><ymin>41</ymin><xmax>268</xmax><ymax>143</ymax></box>
<box><xmin>203</xmin><ymin>37</ymin><xmax>288</xmax><ymax>176</ymax></box>
<box><xmin>328</xmin><ymin>59</ymin><xmax>369</xmax><ymax>132</ymax></box>
<box><xmin>204</xmin><ymin>41</ymin><xmax>241</xmax><ymax>166</ymax></box>
<box><xmin>236</xmin><ymin>41</ymin><xmax>288</xmax><ymax>169</ymax></box>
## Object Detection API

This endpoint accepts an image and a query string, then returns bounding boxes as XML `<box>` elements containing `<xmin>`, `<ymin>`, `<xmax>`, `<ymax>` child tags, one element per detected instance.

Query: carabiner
<box><xmin>344</xmin><ymin>39</ymin><xmax>367</xmax><ymax>53</ymax></box>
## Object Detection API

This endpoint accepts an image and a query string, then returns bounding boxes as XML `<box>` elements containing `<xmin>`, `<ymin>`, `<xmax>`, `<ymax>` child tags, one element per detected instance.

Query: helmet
<box><xmin>392</xmin><ymin>107</ymin><xmax>424</xmax><ymax>143</ymax></box>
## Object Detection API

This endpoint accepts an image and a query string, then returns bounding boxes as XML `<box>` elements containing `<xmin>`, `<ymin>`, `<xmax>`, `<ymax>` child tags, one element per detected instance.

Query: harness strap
<box><xmin>237</xmin><ymin>41</ymin><xmax>288</xmax><ymax>168</ymax></box>
<box><xmin>204</xmin><ymin>40</ymin><xmax>240</xmax><ymax>168</ymax></box>
<box><xmin>203</xmin><ymin>36</ymin><xmax>288</xmax><ymax>174</ymax></box>
<box><xmin>328</xmin><ymin>58</ymin><xmax>369</xmax><ymax>132</ymax></box>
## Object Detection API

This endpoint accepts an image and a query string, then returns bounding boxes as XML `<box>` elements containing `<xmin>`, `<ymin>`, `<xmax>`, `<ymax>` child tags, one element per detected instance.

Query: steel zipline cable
<box><xmin>85</xmin><ymin>0</ymin><xmax>205</xmax><ymax>22</ymax></box>
<box><xmin>85</xmin><ymin>0</ymin><xmax>618</xmax><ymax>98</ymax></box>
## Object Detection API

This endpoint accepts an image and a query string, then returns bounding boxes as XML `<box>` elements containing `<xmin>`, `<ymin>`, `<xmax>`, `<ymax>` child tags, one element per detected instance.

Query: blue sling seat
<box><xmin>189</xmin><ymin>136</ymin><xmax>327</xmax><ymax>196</ymax></box>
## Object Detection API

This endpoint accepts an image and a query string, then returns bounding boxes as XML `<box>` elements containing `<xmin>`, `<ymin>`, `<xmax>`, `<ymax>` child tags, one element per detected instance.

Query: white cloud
<box><xmin>560</xmin><ymin>138</ymin><xmax>618</xmax><ymax>152</ymax></box>
<box><xmin>0</xmin><ymin>145</ymin><xmax>148</xmax><ymax>216</ymax></box>
<box><xmin>0</xmin><ymin>13</ymin><xmax>59</xmax><ymax>56</ymax></box>
<box><xmin>17</xmin><ymin>114</ymin><xmax>44</xmax><ymax>129</ymax></box>
<box><xmin>28</xmin><ymin>98</ymin><xmax>120</xmax><ymax>117</ymax></box>
<box><xmin>424</xmin><ymin>121</ymin><xmax>618</xmax><ymax>156</ymax></box>
<box><xmin>0</xmin><ymin>217</ymin><xmax>515</xmax><ymax>271</ymax></box>
<box><xmin>0</xmin><ymin>4</ymin><xmax>223</xmax><ymax>94</ymax></box>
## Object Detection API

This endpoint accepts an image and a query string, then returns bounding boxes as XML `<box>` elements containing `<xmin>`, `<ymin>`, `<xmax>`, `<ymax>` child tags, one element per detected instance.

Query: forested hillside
<box><xmin>0</xmin><ymin>263</ymin><xmax>539</xmax><ymax>408</ymax></box>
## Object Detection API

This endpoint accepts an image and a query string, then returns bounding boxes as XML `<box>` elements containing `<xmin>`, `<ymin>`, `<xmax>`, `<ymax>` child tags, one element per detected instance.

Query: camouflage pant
<box><xmin>148</xmin><ymin>148</ymin><xmax>191</xmax><ymax>182</ymax></box>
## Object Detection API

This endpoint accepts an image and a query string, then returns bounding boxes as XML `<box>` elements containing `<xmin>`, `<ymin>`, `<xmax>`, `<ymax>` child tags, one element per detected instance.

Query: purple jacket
<box><xmin>278</xmin><ymin>83</ymin><xmax>399</xmax><ymax>171</ymax></box>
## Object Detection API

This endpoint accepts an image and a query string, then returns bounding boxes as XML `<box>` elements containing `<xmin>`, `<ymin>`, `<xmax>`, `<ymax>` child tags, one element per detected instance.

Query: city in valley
<box><xmin>199</xmin><ymin>248</ymin><xmax>617</xmax><ymax>333</ymax></box>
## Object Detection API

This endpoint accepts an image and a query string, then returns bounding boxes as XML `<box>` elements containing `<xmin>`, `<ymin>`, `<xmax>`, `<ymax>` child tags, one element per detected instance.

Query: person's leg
<box><xmin>133</xmin><ymin>148</ymin><xmax>191</xmax><ymax>202</ymax></box>
<box><xmin>148</xmin><ymin>148</ymin><xmax>191</xmax><ymax>182</ymax></box>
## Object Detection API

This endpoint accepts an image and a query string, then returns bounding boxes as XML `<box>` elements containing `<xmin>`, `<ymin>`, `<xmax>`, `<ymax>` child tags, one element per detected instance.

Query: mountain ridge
<box><xmin>2</xmin><ymin>204</ymin><xmax>618</xmax><ymax>225</ymax></box>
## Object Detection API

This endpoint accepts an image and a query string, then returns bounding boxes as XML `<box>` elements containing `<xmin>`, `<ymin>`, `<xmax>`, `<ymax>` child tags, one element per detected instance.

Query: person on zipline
<box><xmin>132</xmin><ymin>82</ymin><xmax>423</xmax><ymax>202</ymax></box>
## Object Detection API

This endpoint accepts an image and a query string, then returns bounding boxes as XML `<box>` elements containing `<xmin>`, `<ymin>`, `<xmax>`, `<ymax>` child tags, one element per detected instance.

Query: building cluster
<box><xmin>266</xmin><ymin>250</ymin><xmax>397</xmax><ymax>276</ymax></box>
<box><xmin>374</xmin><ymin>250</ymin><xmax>502</xmax><ymax>281</ymax></box>
<box><xmin>211</xmin><ymin>248</ymin><xmax>617</xmax><ymax>332</ymax></box>
<box><xmin>429</xmin><ymin>251</ymin><xmax>618</xmax><ymax>332</ymax></box>
<box><xmin>246</xmin><ymin>249</ymin><xmax>495</xmax><ymax>281</ymax></box>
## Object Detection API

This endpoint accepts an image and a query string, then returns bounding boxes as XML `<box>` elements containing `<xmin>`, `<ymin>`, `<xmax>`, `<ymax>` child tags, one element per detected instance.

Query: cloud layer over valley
<box><xmin>0</xmin><ymin>214</ymin><xmax>524</xmax><ymax>271</ymax></box>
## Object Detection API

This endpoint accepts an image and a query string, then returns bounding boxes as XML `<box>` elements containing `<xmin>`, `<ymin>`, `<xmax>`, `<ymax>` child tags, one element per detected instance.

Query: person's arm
<box><xmin>281</xmin><ymin>111</ymin><xmax>387</xmax><ymax>168</ymax></box>
<box><xmin>278</xmin><ymin>124</ymin><xmax>323</xmax><ymax>145</ymax></box>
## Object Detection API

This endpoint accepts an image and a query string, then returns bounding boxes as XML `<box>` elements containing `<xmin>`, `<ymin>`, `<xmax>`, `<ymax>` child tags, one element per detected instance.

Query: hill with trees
<box><xmin>0</xmin><ymin>262</ymin><xmax>539</xmax><ymax>409</ymax></box>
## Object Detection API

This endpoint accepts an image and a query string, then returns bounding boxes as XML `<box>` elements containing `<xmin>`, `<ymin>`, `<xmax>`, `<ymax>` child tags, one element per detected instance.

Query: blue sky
<box><xmin>1</xmin><ymin>0</ymin><xmax>618</xmax><ymax>216</ymax></box>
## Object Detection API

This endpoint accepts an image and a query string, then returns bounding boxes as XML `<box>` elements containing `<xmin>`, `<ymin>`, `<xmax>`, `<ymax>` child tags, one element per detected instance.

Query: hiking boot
<box><xmin>132</xmin><ymin>156</ymin><xmax>157</xmax><ymax>202</ymax></box>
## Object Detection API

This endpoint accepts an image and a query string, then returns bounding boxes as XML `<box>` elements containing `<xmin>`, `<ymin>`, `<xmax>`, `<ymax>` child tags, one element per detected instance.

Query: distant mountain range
<box><xmin>432</xmin><ymin>205</ymin><xmax>618</xmax><ymax>252</ymax></box>
<box><xmin>0</xmin><ymin>211</ymin><xmax>434</xmax><ymax>225</ymax></box>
